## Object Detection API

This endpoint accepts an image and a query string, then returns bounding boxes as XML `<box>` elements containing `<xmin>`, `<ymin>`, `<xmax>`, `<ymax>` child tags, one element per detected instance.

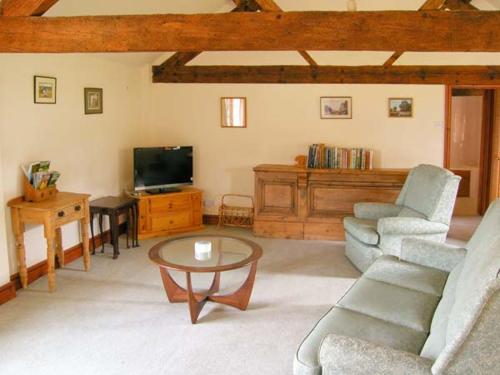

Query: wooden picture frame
<box><xmin>389</xmin><ymin>98</ymin><xmax>413</xmax><ymax>118</ymax></box>
<box><xmin>221</xmin><ymin>97</ymin><xmax>247</xmax><ymax>128</ymax></box>
<box><xmin>320</xmin><ymin>97</ymin><xmax>352</xmax><ymax>119</ymax></box>
<box><xmin>84</xmin><ymin>88</ymin><xmax>103</xmax><ymax>115</ymax></box>
<box><xmin>34</xmin><ymin>76</ymin><xmax>57</xmax><ymax>104</ymax></box>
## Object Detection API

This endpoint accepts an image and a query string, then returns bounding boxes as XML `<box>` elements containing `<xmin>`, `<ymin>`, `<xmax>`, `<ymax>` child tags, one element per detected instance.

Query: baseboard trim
<box><xmin>9</xmin><ymin>229</ymin><xmax>112</xmax><ymax>291</ymax></box>
<box><xmin>0</xmin><ymin>281</ymin><xmax>16</xmax><ymax>305</ymax></box>
<box><xmin>203</xmin><ymin>214</ymin><xmax>219</xmax><ymax>225</ymax></box>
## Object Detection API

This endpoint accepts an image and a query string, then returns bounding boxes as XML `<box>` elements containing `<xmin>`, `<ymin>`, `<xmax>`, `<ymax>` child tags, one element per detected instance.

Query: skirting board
<box><xmin>203</xmin><ymin>214</ymin><xmax>219</xmax><ymax>225</ymax></box>
<box><xmin>0</xmin><ymin>228</ymin><xmax>114</xmax><ymax>306</ymax></box>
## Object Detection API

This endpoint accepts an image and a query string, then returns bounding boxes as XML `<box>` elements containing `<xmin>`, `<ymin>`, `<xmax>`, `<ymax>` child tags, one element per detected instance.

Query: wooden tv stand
<box><xmin>253</xmin><ymin>164</ymin><xmax>409</xmax><ymax>240</ymax></box>
<box><xmin>133</xmin><ymin>188</ymin><xmax>203</xmax><ymax>239</ymax></box>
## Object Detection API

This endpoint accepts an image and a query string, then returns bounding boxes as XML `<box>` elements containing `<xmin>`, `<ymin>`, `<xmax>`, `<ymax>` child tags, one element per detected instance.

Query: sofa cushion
<box><xmin>294</xmin><ymin>306</ymin><xmax>428</xmax><ymax>375</ymax></box>
<box><xmin>466</xmin><ymin>199</ymin><xmax>500</xmax><ymax>253</ymax></box>
<box><xmin>365</xmin><ymin>255</ymin><xmax>448</xmax><ymax>297</ymax></box>
<box><xmin>447</xmin><ymin>235</ymin><xmax>500</xmax><ymax>344</ymax></box>
<box><xmin>420</xmin><ymin>261</ymin><xmax>464</xmax><ymax>360</ymax></box>
<box><xmin>337</xmin><ymin>278</ymin><xmax>440</xmax><ymax>332</ymax></box>
<box><xmin>343</xmin><ymin>217</ymin><xmax>379</xmax><ymax>245</ymax></box>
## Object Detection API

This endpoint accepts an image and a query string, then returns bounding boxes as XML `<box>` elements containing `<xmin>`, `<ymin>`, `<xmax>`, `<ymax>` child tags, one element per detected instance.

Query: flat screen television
<box><xmin>133</xmin><ymin>146</ymin><xmax>193</xmax><ymax>193</ymax></box>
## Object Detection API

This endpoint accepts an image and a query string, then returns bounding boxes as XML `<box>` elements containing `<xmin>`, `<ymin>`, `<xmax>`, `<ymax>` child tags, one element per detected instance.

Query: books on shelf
<box><xmin>21</xmin><ymin>161</ymin><xmax>60</xmax><ymax>190</ymax></box>
<box><xmin>307</xmin><ymin>144</ymin><xmax>374</xmax><ymax>170</ymax></box>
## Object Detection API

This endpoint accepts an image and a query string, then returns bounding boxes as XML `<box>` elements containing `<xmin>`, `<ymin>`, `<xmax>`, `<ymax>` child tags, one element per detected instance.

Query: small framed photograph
<box><xmin>34</xmin><ymin>76</ymin><xmax>57</xmax><ymax>104</ymax></box>
<box><xmin>320</xmin><ymin>97</ymin><xmax>352</xmax><ymax>119</ymax></box>
<box><xmin>389</xmin><ymin>98</ymin><xmax>413</xmax><ymax>118</ymax></box>
<box><xmin>221</xmin><ymin>97</ymin><xmax>246</xmax><ymax>128</ymax></box>
<box><xmin>84</xmin><ymin>88</ymin><xmax>103</xmax><ymax>114</ymax></box>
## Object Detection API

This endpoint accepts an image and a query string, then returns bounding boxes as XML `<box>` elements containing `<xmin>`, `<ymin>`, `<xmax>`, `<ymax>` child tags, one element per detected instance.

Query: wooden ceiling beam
<box><xmin>152</xmin><ymin>65</ymin><xmax>500</xmax><ymax>85</ymax></box>
<box><xmin>156</xmin><ymin>4</ymin><xmax>253</xmax><ymax>71</ymax></box>
<box><xmin>0</xmin><ymin>11</ymin><xmax>499</xmax><ymax>53</ymax></box>
<box><xmin>444</xmin><ymin>0</ymin><xmax>478</xmax><ymax>10</ymax></box>
<box><xmin>383</xmin><ymin>0</ymin><xmax>447</xmax><ymax>67</ymax></box>
<box><xmin>1</xmin><ymin>0</ymin><xmax>58</xmax><ymax>16</ymax></box>
<box><xmin>253</xmin><ymin>0</ymin><xmax>317</xmax><ymax>66</ymax></box>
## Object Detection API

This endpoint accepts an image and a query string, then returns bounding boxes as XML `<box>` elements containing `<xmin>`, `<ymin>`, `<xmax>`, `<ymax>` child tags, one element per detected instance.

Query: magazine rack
<box><xmin>23</xmin><ymin>175</ymin><xmax>58</xmax><ymax>202</ymax></box>
<box><xmin>217</xmin><ymin>194</ymin><xmax>254</xmax><ymax>229</ymax></box>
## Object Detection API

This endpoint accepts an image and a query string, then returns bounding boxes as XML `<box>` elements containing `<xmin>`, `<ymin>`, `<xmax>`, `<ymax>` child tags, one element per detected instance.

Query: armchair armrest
<box><xmin>401</xmin><ymin>238</ymin><xmax>466</xmax><ymax>272</ymax></box>
<box><xmin>319</xmin><ymin>334</ymin><xmax>432</xmax><ymax>375</ymax></box>
<box><xmin>377</xmin><ymin>217</ymin><xmax>448</xmax><ymax>236</ymax></box>
<box><xmin>353</xmin><ymin>202</ymin><xmax>402</xmax><ymax>220</ymax></box>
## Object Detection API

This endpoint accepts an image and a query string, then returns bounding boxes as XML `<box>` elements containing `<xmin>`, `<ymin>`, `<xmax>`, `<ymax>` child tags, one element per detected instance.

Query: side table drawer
<box><xmin>55</xmin><ymin>202</ymin><xmax>85</xmax><ymax>226</ymax></box>
<box><xmin>150</xmin><ymin>196</ymin><xmax>191</xmax><ymax>213</ymax></box>
<box><xmin>151</xmin><ymin>212</ymin><xmax>192</xmax><ymax>232</ymax></box>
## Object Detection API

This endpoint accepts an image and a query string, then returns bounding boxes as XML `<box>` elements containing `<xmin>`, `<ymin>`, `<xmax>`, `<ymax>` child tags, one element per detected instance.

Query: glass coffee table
<box><xmin>148</xmin><ymin>234</ymin><xmax>263</xmax><ymax>324</ymax></box>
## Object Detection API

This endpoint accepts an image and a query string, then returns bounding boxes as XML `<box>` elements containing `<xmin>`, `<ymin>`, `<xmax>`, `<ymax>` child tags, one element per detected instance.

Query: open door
<box><xmin>490</xmin><ymin>90</ymin><xmax>500</xmax><ymax>201</ymax></box>
<box><xmin>445</xmin><ymin>87</ymin><xmax>498</xmax><ymax>215</ymax></box>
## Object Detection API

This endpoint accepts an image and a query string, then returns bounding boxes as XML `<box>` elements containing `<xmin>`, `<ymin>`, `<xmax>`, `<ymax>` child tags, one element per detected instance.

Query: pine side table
<box><xmin>8</xmin><ymin>192</ymin><xmax>91</xmax><ymax>292</ymax></box>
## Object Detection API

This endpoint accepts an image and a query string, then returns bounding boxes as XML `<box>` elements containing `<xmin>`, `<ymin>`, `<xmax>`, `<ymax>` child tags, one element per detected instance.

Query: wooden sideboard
<box><xmin>253</xmin><ymin>164</ymin><xmax>408</xmax><ymax>240</ymax></box>
<box><xmin>136</xmin><ymin>188</ymin><xmax>203</xmax><ymax>239</ymax></box>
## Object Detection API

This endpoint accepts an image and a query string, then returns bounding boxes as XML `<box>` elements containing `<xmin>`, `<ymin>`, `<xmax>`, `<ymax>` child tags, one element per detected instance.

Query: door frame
<box><xmin>444</xmin><ymin>85</ymin><xmax>499</xmax><ymax>214</ymax></box>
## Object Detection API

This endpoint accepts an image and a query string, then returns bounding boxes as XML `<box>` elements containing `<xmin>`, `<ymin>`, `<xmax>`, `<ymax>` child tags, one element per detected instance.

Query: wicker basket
<box><xmin>217</xmin><ymin>194</ymin><xmax>254</xmax><ymax>229</ymax></box>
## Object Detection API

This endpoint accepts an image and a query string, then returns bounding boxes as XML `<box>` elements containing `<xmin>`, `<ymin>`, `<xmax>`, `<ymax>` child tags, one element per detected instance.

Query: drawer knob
<box><xmin>75</xmin><ymin>205</ymin><xmax>81</xmax><ymax>212</ymax></box>
<box><xmin>58</xmin><ymin>211</ymin><xmax>65</xmax><ymax>217</ymax></box>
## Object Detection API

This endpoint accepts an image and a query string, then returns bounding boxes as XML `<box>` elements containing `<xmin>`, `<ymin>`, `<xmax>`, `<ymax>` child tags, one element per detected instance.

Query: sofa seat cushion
<box><xmin>337</xmin><ymin>278</ymin><xmax>440</xmax><ymax>332</ymax></box>
<box><xmin>420</xmin><ymin>261</ymin><xmax>464</xmax><ymax>360</ymax></box>
<box><xmin>364</xmin><ymin>255</ymin><xmax>449</xmax><ymax>297</ymax></box>
<box><xmin>294</xmin><ymin>306</ymin><xmax>428</xmax><ymax>375</ymax></box>
<box><xmin>343</xmin><ymin>217</ymin><xmax>379</xmax><ymax>245</ymax></box>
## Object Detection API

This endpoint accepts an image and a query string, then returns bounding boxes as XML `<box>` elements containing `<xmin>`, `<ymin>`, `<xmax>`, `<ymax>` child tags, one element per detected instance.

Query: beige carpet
<box><xmin>0</xmin><ymin>227</ymin><xmax>361</xmax><ymax>375</ymax></box>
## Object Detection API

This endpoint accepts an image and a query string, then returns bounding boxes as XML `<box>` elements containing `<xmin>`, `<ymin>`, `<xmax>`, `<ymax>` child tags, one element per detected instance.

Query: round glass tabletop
<box><xmin>148</xmin><ymin>235</ymin><xmax>263</xmax><ymax>272</ymax></box>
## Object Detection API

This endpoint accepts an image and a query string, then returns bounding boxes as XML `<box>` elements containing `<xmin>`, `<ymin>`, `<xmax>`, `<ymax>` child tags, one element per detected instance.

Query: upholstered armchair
<box><xmin>344</xmin><ymin>164</ymin><xmax>461</xmax><ymax>272</ymax></box>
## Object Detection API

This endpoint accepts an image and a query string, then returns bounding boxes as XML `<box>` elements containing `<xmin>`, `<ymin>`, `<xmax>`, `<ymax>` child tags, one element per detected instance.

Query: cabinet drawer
<box><xmin>149</xmin><ymin>196</ymin><xmax>191</xmax><ymax>213</ymax></box>
<box><xmin>55</xmin><ymin>202</ymin><xmax>85</xmax><ymax>226</ymax></box>
<box><xmin>151</xmin><ymin>212</ymin><xmax>192</xmax><ymax>232</ymax></box>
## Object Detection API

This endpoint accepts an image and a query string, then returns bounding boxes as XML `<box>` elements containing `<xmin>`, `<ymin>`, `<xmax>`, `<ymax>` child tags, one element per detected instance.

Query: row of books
<box><xmin>307</xmin><ymin>144</ymin><xmax>374</xmax><ymax>170</ymax></box>
<box><xmin>22</xmin><ymin>161</ymin><xmax>60</xmax><ymax>190</ymax></box>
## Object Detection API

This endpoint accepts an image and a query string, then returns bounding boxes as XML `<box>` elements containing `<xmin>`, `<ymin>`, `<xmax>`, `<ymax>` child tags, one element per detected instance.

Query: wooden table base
<box><xmin>159</xmin><ymin>263</ymin><xmax>258</xmax><ymax>324</ymax></box>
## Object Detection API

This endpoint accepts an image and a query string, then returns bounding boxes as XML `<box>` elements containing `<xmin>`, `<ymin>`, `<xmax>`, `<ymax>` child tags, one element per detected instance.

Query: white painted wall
<box><xmin>145</xmin><ymin>84</ymin><xmax>446</xmax><ymax>213</ymax></box>
<box><xmin>0</xmin><ymin>54</ymin><xmax>143</xmax><ymax>279</ymax></box>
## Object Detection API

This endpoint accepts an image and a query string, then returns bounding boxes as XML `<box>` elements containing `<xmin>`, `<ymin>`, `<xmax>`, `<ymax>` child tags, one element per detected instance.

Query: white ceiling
<box><xmin>40</xmin><ymin>0</ymin><xmax>500</xmax><ymax>67</ymax></box>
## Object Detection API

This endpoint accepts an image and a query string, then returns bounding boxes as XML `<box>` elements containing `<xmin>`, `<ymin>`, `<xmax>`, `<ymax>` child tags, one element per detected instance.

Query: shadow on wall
<box><xmin>227</xmin><ymin>166</ymin><xmax>254</xmax><ymax>197</ymax></box>
<box><xmin>119</xmin><ymin>148</ymin><xmax>133</xmax><ymax>192</ymax></box>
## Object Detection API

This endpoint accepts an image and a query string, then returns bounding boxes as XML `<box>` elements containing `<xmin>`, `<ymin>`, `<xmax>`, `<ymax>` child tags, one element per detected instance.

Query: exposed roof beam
<box><xmin>1</xmin><ymin>0</ymin><xmax>58</xmax><ymax>16</ymax></box>
<box><xmin>383</xmin><ymin>0</ymin><xmax>447</xmax><ymax>67</ymax></box>
<box><xmin>152</xmin><ymin>65</ymin><xmax>500</xmax><ymax>85</ymax></box>
<box><xmin>253</xmin><ymin>0</ymin><xmax>317</xmax><ymax>65</ymax></box>
<box><xmin>1</xmin><ymin>11</ymin><xmax>499</xmax><ymax>53</ymax></box>
<box><xmin>444</xmin><ymin>0</ymin><xmax>478</xmax><ymax>10</ymax></box>
<box><xmin>156</xmin><ymin>4</ymin><xmax>251</xmax><ymax>71</ymax></box>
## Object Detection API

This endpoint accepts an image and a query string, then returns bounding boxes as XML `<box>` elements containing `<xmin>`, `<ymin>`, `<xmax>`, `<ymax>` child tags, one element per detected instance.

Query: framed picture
<box><xmin>320</xmin><ymin>97</ymin><xmax>352</xmax><ymax>119</ymax></box>
<box><xmin>221</xmin><ymin>97</ymin><xmax>246</xmax><ymax>128</ymax></box>
<box><xmin>389</xmin><ymin>98</ymin><xmax>413</xmax><ymax>118</ymax></box>
<box><xmin>84</xmin><ymin>88</ymin><xmax>103</xmax><ymax>114</ymax></box>
<box><xmin>34</xmin><ymin>76</ymin><xmax>57</xmax><ymax>104</ymax></box>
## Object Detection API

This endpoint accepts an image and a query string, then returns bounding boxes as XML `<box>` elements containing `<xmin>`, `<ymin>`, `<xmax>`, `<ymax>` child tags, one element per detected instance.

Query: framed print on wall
<box><xmin>34</xmin><ymin>76</ymin><xmax>57</xmax><ymax>104</ymax></box>
<box><xmin>84</xmin><ymin>88</ymin><xmax>103</xmax><ymax>114</ymax></box>
<box><xmin>320</xmin><ymin>97</ymin><xmax>352</xmax><ymax>119</ymax></box>
<box><xmin>221</xmin><ymin>97</ymin><xmax>247</xmax><ymax>128</ymax></box>
<box><xmin>389</xmin><ymin>98</ymin><xmax>413</xmax><ymax>118</ymax></box>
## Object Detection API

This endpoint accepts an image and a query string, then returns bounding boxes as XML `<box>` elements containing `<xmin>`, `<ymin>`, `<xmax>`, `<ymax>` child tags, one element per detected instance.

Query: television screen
<box><xmin>134</xmin><ymin>146</ymin><xmax>193</xmax><ymax>191</ymax></box>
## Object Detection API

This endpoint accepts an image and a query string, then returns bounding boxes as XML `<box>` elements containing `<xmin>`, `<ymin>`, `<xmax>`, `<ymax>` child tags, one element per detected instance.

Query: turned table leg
<box><xmin>11</xmin><ymin>208</ymin><xmax>28</xmax><ymax>288</ymax></box>
<box><xmin>44</xmin><ymin>221</ymin><xmax>56</xmax><ymax>293</ymax></box>
<box><xmin>81</xmin><ymin>217</ymin><xmax>90</xmax><ymax>272</ymax></box>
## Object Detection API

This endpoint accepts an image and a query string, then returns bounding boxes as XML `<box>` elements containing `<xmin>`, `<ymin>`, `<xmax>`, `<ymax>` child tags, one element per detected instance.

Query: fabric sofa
<box><xmin>294</xmin><ymin>198</ymin><xmax>500</xmax><ymax>375</ymax></box>
<box><xmin>344</xmin><ymin>164</ymin><xmax>461</xmax><ymax>272</ymax></box>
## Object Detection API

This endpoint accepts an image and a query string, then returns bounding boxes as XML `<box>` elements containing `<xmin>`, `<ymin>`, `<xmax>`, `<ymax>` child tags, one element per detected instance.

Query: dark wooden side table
<box><xmin>89</xmin><ymin>196</ymin><xmax>139</xmax><ymax>259</ymax></box>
